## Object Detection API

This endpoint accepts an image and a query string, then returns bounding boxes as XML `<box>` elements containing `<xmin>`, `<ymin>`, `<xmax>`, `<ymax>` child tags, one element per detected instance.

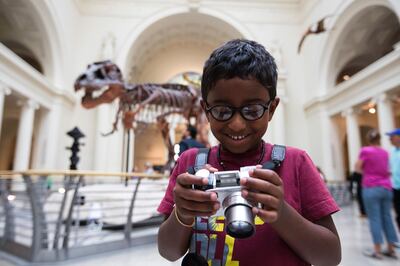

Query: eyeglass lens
<box><xmin>210</xmin><ymin>104</ymin><xmax>268</xmax><ymax>121</ymax></box>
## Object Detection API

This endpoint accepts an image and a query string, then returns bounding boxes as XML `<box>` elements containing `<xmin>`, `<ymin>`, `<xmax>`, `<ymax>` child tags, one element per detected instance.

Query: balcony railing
<box><xmin>326</xmin><ymin>180</ymin><xmax>352</xmax><ymax>207</ymax></box>
<box><xmin>0</xmin><ymin>170</ymin><xmax>168</xmax><ymax>262</ymax></box>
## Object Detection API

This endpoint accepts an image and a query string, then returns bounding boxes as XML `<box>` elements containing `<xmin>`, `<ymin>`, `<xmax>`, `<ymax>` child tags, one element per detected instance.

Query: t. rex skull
<box><xmin>75</xmin><ymin>60</ymin><xmax>125</xmax><ymax>109</ymax></box>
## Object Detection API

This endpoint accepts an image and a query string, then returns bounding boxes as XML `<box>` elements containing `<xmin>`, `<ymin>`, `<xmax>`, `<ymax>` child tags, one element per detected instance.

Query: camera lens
<box><xmin>225</xmin><ymin>205</ymin><xmax>255</xmax><ymax>238</ymax></box>
<box><xmin>222</xmin><ymin>191</ymin><xmax>255</xmax><ymax>239</ymax></box>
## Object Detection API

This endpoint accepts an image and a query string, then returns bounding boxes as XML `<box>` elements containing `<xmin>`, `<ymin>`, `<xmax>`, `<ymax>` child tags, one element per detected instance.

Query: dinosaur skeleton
<box><xmin>74</xmin><ymin>60</ymin><xmax>209</xmax><ymax>170</ymax></box>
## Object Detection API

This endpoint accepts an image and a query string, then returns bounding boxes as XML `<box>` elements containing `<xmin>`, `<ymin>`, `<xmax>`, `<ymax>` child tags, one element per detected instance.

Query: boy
<box><xmin>157</xmin><ymin>39</ymin><xmax>341</xmax><ymax>265</ymax></box>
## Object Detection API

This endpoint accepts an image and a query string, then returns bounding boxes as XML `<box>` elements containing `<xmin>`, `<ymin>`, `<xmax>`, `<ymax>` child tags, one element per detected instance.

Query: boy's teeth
<box><xmin>229</xmin><ymin>135</ymin><xmax>245</xmax><ymax>140</ymax></box>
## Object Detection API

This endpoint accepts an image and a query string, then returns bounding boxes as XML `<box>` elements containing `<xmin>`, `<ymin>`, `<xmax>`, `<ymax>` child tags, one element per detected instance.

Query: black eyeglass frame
<box><xmin>204</xmin><ymin>99</ymin><xmax>273</xmax><ymax>122</ymax></box>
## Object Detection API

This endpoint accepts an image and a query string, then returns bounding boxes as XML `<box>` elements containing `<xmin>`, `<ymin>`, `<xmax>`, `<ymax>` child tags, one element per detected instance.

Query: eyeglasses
<box><xmin>205</xmin><ymin>100</ymin><xmax>273</xmax><ymax>121</ymax></box>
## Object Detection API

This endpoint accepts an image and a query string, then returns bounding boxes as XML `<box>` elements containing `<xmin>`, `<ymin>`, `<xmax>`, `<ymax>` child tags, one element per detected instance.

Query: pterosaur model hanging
<box><xmin>298</xmin><ymin>15</ymin><xmax>334</xmax><ymax>54</ymax></box>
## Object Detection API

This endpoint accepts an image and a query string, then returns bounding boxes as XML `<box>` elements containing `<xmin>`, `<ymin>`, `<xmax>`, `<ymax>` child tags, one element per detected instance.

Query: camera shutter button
<box><xmin>195</xmin><ymin>168</ymin><xmax>210</xmax><ymax>178</ymax></box>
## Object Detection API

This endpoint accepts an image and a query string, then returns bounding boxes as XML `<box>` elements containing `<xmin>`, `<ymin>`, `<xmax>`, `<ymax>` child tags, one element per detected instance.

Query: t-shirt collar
<box><xmin>219</xmin><ymin>141</ymin><xmax>265</xmax><ymax>168</ymax></box>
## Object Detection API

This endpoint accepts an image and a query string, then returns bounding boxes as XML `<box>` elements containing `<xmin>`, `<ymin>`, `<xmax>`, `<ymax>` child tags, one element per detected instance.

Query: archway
<box><xmin>116</xmin><ymin>10</ymin><xmax>247</xmax><ymax>170</ymax></box>
<box><xmin>332</xmin><ymin>6</ymin><xmax>400</xmax><ymax>86</ymax></box>
<box><xmin>319</xmin><ymin>0</ymin><xmax>400</xmax><ymax>92</ymax></box>
<box><xmin>0</xmin><ymin>0</ymin><xmax>63</xmax><ymax>83</ymax></box>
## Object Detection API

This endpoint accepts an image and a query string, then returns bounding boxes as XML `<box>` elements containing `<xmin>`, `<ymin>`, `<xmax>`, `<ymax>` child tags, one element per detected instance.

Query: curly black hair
<box><xmin>201</xmin><ymin>39</ymin><xmax>278</xmax><ymax>101</ymax></box>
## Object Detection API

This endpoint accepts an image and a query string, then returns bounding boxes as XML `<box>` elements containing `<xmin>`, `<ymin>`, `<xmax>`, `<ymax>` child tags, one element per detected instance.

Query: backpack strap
<box><xmin>188</xmin><ymin>144</ymin><xmax>285</xmax><ymax>173</ymax></box>
<box><xmin>187</xmin><ymin>148</ymin><xmax>210</xmax><ymax>174</ymax></box>
<box><xmin>262</xmin><ymin>144</ymin><xmax>286</xmax><ymax>170</ymax></box>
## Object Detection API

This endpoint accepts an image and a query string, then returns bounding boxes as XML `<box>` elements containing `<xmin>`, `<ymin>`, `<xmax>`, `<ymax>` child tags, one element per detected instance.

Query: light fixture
<box><xmin>173</xmin><ymin>144</ymin><xmax>180</xmax><ymax>161</ymax></box>
<box><xmin>7</xmin><ymin>195</ymin><xmax>16</xmax><ymax>201</ymax></box>
<box><xmin>363</xmin><ymin>99</ymin><xmax>377</xmax><ymax>114</ymax></box>
<box><xmin>58</xmin><ymin>188</ymin><xmax>66</xmax><ymax>194</ymax></box>
<box><xmin>343</xmin><ymin>75</ymin><xmax>350</xmax><ymax>81</ymax></box>
<box><xmin>174</xmin><ymin>144</ymin><xmax>180</xmax><ymax>154</ymax></box>
<box><xmin>368</xmin><ymin>107</ymin><xmax>376</xmax><ymax>114</ymax></box>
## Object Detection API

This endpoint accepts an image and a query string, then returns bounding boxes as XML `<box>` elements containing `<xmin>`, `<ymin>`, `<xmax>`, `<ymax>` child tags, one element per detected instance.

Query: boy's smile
<box><xmin>202</xmin><ymin>77</ymin><xmax>279</xmax><ymax>154</ymax></box>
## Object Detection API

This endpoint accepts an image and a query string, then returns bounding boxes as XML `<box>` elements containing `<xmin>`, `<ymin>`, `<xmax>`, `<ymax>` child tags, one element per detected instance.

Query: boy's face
<box><xmin>202</xmin><ymin>77</ymin><xmax>279</xmax><ymax>154</ymax></box>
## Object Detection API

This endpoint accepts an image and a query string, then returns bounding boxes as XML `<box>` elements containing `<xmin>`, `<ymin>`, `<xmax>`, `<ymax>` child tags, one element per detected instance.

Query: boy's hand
<box><xmin>240</xmin><ymin>165</ymin><xmax>284</xmax><ymax>223</ymax></box>
<box><xmin>173</xmin><ymin>164</ymin><xmax>220</xmax><ymax>223</ymax></box>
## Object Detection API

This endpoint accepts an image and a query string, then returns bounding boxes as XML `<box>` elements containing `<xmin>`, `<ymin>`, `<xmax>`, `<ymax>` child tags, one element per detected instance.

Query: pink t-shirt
<box><xmin>359</xmin><ymin>146</ymin><xmax>391</xmax><ymax>190</ymax></box>
<box><xmin>158</xmin><ymin>143</ymin><xmax>339</xmax><ymax>266</ymax></box>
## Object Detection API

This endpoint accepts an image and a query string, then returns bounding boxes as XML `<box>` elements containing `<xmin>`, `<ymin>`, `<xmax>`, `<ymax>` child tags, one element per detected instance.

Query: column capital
<box><xmin>0</xmin><ymin>84</ymin><xmax>11</xmax><ymax>96</ymax></box>
<box><xmin>374</xmin><ymin>93</ymin><xmax>389</xmax><ymax>104</ymax></box>
<box><xmin>341</xmin><ymin>107</ymin><xmax>355</xmax><ymax>117</ymax></box>
<box><xmin>17</xmin><ymin>99</ymin><xmax>39</xmax><ymax>110</ymax></box>
<box><xmin>187</xmin><ymin>0</ymin><xmax>201</xmax><ymax>11</ymax></box>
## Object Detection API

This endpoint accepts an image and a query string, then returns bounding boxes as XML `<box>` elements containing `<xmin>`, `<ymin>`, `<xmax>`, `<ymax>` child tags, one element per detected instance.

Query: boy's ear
<box><xmin>268</xmin><ymin>97</ymin><xmax>280</xmax><ymax>121</ymax></box>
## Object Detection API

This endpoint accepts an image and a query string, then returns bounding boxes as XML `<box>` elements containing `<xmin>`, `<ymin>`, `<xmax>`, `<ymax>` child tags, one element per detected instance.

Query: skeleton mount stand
<box><xmin>66</xmin><ymin>127</ymin><xmax>85</xmax><ymax>170</ymax></box>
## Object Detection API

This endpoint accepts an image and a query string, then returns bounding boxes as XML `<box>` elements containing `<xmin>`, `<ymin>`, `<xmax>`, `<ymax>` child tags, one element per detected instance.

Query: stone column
<box><xmin>94</xmin><ymin>104</ymin><xmax>111</xmax><ymax>171</ymax></box>
<box><xmin>169</xmin><ymin>118</ymin><xmax>177</xmax><ymax>146</ymax></box>
<box><xmin>13</xmin><ymin>99</ymin><xmax>39</xmax><ymax>171</ymax></box>
<box><xmin>0</xmin><ymin>85</ymin><xmax>11</xmax><ymax>138</ymax></box>
<box><xmin>43</xmin><ymin>101</ymin><xmax>62</xmax><ymax>169</ymax></box>
<box><xmin>121</xmin><ymin>129</ymin><xmax>134</xmax><ymax>172</ymax></box>
<box><xmin>271</xmin><ymin>96</ymin><xmax>286</xmax><ymax>145</ymax></box>
<box><xmin>30</xmin><ymin>109</ymin><xmax>43</xmax><ymax>169</ymax></box>
<box><xmin>320</xmin><ymin>110</ymin><xmax>336</xmax><ymax>180</ymax></box>
<box><xmin>376</xmin><ymin>93</ymin><xmax>394</xmax><ymax>151</ymax></box>
<box><xmin>342</xmin><ymin>108</ymin><xmax>361</xmax><ymax>173</ymax></box>
<box><xmin>330</xmin><ymin>116</ymin><xmax>346</xmax><ymax>180</ymax></box>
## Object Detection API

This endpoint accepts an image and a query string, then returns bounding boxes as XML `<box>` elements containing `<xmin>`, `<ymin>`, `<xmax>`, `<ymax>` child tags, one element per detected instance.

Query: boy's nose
<box><xmin>227</xmin><ymin>112</ymin><xmax>247</xmax><ymax>131</ymax></box>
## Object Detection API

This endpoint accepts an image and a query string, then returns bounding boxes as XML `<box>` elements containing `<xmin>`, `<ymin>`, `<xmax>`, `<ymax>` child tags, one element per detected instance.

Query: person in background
<box><xmin>178</xmin><ymin>124</ymin><xmax>205</xmax><ymax>156</ymax></box>
<box><xmin>130</xmin><ymin>165</ymin><xmax>140</xmax><ymax>180</ymax></box>
<box><xmin>144</xmin><ymin>162</ymin><xmax>154</xmax><ymax>175</ymax></box>
<box><xmin>355</xmin><ymin>129</ymin><xmax>398</xmax><ymax>259</ymax></box>
<box><xmin>349</xmin><ymin>171</ymin><xmax>367</xmax><ymax>217</ymax></box>
<box><xmin>386</xmin><ymin>128</ymin><xmax>400</xmax><ymax>232</ymax></box>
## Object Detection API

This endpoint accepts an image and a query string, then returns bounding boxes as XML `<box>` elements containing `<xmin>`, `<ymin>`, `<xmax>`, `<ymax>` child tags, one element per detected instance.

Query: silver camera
<box><xmin>194</xmin><ymin>167</ymin><xmax>257</xmax><ymax>239</ymax></box>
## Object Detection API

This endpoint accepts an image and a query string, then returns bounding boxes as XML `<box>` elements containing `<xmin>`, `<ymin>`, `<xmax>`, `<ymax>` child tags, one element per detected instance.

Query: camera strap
<box><xmin>189</xmin><ymin>144</ymin><xmax>286</xmax><ymax>173</ymax></box>
<box><xmin>187</xmin><ymin>148</ymin><xmax>210</xmax><ymax>174</ymax></box>
<box><xmin>262</xmin><ymin>144</ymin><xmax>286</xmax><ymax>170</ymax></box>
<box><xmin>183</xmin><ymin>151</ymin><xmax>210</xmax><ymax>266</ymax></box>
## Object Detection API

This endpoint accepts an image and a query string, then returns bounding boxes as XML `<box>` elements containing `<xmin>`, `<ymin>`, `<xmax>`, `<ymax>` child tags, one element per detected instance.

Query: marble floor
<box><xmin>0</xmin><ymin>201</ymin><xmax>399</xmax><ymax>266</ymax></box>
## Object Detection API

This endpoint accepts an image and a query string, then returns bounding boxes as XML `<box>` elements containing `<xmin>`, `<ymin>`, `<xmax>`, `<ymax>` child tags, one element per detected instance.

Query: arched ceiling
<box><xmin>0</xmin><ymin>0</ymin><xmax>49</xmax><ymax>74</ymax></box>
<box><xmin>333</xmin><ymin>5</ymin><xmax>400</xmax><ymax>85</ymax></box>
<box><xmin>126</xmin><ymin>12</ymin><xmax>244</xmax><ymax>83</ymax></box>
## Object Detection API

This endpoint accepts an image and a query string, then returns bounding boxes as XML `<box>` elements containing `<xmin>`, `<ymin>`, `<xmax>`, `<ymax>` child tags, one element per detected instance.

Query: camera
<box><xmin>193</xmin><ymin>166</ymin><xmax>257</xmax><ymax>239</ymax></box>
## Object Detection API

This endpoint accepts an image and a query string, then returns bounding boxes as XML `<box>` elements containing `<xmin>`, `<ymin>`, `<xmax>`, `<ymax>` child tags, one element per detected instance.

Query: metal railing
<box><xmin>0</xmin><ymin>170</ymin><xmax>168</xmax><ymax>262</ymax></box>
<box><xmin>326</xmin><ymin>180</ymin><xmax>352</xmax><ymax>206</ymax></box>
